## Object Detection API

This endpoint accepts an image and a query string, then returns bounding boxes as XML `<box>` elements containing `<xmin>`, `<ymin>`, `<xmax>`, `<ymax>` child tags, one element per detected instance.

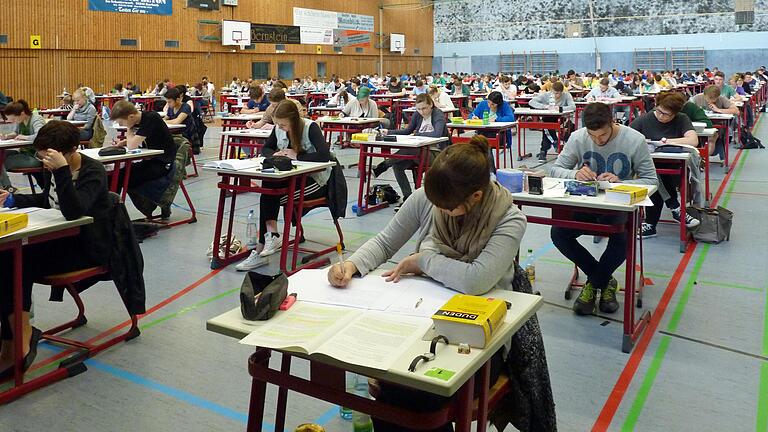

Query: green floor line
<box><xmin>757</xmin><ymin>363</ymin><xmax>768</xmax><ymax>432</ymax></box>
<box><xmin>758</xmin><ymin>282</ymin><xmax>768</xmax><ymax>432</ymax></box>
<box><xmin>667</xmin><ymin>245</ymin><xmax>710</xmax><ymax>333</ymax></box>
<box><xmin>621</xmin><ymin>336</ymin><xmax>672</xmax><ymax>431</ymax></box>
<box><xmin>140</xmin><ymin>287</ymin><xmax>240</xmax><ymax>331</ymax></box>
<box><xmin>696</xmin><ymin>280</ymin><xmax>764</xmax><ymax>293</ymax></box>
<box><xmin>618</xmin><ymin>149</ymin><xmax>750</xmax><ymax>430</ymax></box>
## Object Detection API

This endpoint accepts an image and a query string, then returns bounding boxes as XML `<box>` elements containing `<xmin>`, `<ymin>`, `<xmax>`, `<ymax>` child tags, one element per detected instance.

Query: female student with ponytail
<box><xmin>235</xmin><ymin>101</ymin><xmax>331</xmax><ymax>271</ymax></box>
<box><xmin>327</xmin><ymin>135</ymin><xmax>556</xmax><ymax>432</ymax></box>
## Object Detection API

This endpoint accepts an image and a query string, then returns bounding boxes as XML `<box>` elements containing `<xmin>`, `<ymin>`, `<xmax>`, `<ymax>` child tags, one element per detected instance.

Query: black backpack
<box><xmin>740</xmin><ymin>127</ymin><xmax>765</xmax><ymax>149</ymax></box>
<box><xmin>367</xmin><ymin>184</ymin><xmax>400</xmax><ymax>205</ymax></box>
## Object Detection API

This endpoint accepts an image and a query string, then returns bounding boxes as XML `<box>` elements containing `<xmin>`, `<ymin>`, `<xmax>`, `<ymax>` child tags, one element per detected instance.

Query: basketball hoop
<box><xmin>234</xmin><ymin>39</ymin><xmax>247</xmax><ymax>50</ymax></box>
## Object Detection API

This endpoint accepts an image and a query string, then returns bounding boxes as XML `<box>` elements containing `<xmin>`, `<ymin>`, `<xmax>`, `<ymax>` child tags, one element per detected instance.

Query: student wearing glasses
<box><xmin>328</xmin><ymin>135</ymin><xmax>555</xmax><ymax>432</ymax></box>
<box><xmin>630</xmin><ymin>92</ymin><xmax>700</xmax><ymax>238</ymax></box>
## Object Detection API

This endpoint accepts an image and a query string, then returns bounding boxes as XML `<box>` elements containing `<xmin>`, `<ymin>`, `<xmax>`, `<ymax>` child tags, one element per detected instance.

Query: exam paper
<box><xmin>316</xmin><ymin>313</ymin><xmax>432</xmax><ymax>370</ymax></box>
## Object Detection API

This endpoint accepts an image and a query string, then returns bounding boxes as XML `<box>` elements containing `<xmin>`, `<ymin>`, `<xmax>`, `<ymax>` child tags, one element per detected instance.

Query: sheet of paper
<box><xmin>316</xmin><ymin>312</ymin><xmax>432</xmax><ymax>370</ymax></box>
<box><xmin>383</xmin><ymin>277</ymin><xmax>457</xmax><ymax>318</ymax></box>
<box><xmin>288</xmin><ymin>269</ymin><xmax>405</xmax><ymax>311</ymax></box>
<box><xmin>0</xmin><ymin>207</ymin><xmax>44</xmax><ymax>214</ymax></box>
<box><xmin>239</xmin><ymin>302</ymin><xmax>357</xmax><ymax>351</ymax></box>
<box><xmin>543</xmin><ymin>187</ymin><xmax>567</xmax><ymax>198</ymax></box>
<box><xmin>636</xmin><ymin>197</ymin><xmax>655</xmax><ymax>207</ymax></box>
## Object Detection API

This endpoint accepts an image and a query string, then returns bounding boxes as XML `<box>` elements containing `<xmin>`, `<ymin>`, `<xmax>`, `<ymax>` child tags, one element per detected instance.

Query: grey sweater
<box><xmin>348</xmin><ymin>187</ymin><xmax>527</xmax><ymax>295</ymax></box>
<box><xmin>550</xmin><ymin>125</ymin><xmax>658</xmax><ymax>185</ymax></box>
<box><xmin>529</xmin><ymin>91</ymin><xmax>576</xmax><ymax>110</ymax></box>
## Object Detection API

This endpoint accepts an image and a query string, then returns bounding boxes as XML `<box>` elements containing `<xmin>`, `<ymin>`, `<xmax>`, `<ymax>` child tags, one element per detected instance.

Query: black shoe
<box><xmin>160</xmin><ymin>205</ymin><xmax>172</xmax><ymax>220</ymax></box>
<box><xmin>192</xmin><ymin>147</ymin><xmax>201</xmax><ymax>155</ymax></box>
<box><xmin>537</xmin><ymin>151</ymin><xmax>548</xmax><ymax>163</ymax></box>
<box><xmin>2</xmin><ymin>185</ymin><xmax>18</xmax><ymax>194</ymax></box>
<box><xmin>372</xmin><ymin>163</ymin><xmax>387</xmax><ymax>178</ymax></box>
<box><xmin>0</xmin><ymin>327</ymin><xmax>42</xmax><ymax>380</ymax></box>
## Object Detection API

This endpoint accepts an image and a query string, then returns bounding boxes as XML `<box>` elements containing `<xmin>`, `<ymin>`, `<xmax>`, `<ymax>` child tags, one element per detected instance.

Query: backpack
<box><xmin>89</xmin><ymin>116</ymin><xmax>107</xmax><ymax>149</ymax></box>
<box><xmin>739</xmin><ymin>126</ymin><xmax>765</xmax><ymax>149</ymax></box>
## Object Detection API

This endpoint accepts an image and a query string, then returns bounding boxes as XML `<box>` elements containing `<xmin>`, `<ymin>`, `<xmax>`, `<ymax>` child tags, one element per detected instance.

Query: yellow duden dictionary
<box><xmin>431</xmin><ymin>294</ymin><xmax>507</xmax><ymax>348</ymax></box>
<box><xmin>605</xmin><ymin>185</ymin><xmax>649</xmax><ymax>205</ymax></box>
<box><xmin>0</xmin><ymin>213</ymin><xmax>29</xmax><ymax>236</ymax></box>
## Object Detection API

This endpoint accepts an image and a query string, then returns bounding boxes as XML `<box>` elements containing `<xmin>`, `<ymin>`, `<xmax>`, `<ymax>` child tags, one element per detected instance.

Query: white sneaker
<box><xmin>259</xmin><ymin>233</ymin><xmax>282</xmax><ymax>257</ymax></box>
<box><xmin>235</xmin><ymin>251</ymin><xmax>268</xmax><ymax>271</ymax></box>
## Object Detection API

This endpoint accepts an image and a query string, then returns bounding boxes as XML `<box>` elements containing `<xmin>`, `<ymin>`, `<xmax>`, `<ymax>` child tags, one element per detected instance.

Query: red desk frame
<box><xmin>218</xmin><ymin>118</ymin><xmax>251</xmax><ymax>160</ymax></box>
<box><xmin>244</xmin><ymin>348</ymin><xmax>493</xmax><ymax>432</ymax></box>
<box><xmin>447</xmin><ymin>124</ymin><xmax>515</xmax><ymax>169</ymax></box>
<box><xmin>512</xmin><ymin>200</ymin><xmax>649</xmax><ymax>352</ymax></box>
<box><xmin>319</xmin><ymin>119</ymin><xmax>381</xmax><ymax>149</ymax></box>
<box><xmin>209</xmin><ymin>169</ymin><xmax>329</xmax><ymax>275</ymax></box>
<box><xmin>516</xmin><ymin>112</ymin><xmax>572</xmax><ymax>161</ymax></box>
<box><xmin>0</xmin><ymin>225</ymin><xmax>85</xmax><ymax>404</ymax></box>
<box><xmin>354</xmin><ymin>141</ymin><xmax>431</xmax><ymax>216</ymax></box>
<box><xmin>652</xmin><ymin>155</ymin><xmax>692</xmax><ymax>253</ymax></box>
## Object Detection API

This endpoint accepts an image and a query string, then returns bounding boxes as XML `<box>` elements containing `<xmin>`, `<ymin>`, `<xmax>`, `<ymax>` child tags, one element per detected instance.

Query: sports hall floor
<box><xmin>0</xmin><ymin>118</ymin><xmax>766</xmax><ymax>432</ymax></box>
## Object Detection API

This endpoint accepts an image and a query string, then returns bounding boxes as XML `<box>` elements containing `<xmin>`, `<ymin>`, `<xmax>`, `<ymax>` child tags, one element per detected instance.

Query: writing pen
<box><xmin>336</xmin><ymin>243</ymin><xmax>345</xmax><ymax>267</ymax></box>
<box><xmin>415</xmin><ymin>298</ymin><xmax>423</xmax><ymax>308</ymax></box>
<box><xmin>581</xmin><ymin>161</ymin><xmax>597</xmax><ymax>181</ymax></box>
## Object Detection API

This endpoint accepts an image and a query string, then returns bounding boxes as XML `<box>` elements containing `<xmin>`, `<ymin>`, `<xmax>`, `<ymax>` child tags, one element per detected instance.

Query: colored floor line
<box><xmin>592</xmin><ymin>147</ymin><xmax>746</xmax><ymax>431</ymax></box>
<box><xmin>725</xmin><ymin>191</ymin><xmax>768</xmax><ymax>197</ymax></box>
<box><xmin>37</xmin><ymin>344</ymin><xmax>261</xmax><ymax>429</ymax></box>
<box><xmin>28</xmin><ymin>268</ymin><xmax>224</xmax><ymax>373</ymax></box>
<box><xmin>758</xmin><ymin>282</ymin><xmax>768</xmax><ymax>432</ymax></box>
<box><xmin>620</xmin><ymin>246</ymin><xmax>709</xmax><ymax>430</ymax></box>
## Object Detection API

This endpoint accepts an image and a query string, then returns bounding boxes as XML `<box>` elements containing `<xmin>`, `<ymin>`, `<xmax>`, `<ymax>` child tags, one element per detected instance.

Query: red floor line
<box><xmin>592</xmin><ymin>149</ymin><xmax>744</xmax><ymax>431</ymax></box>
<box><xmin>29</xmin><ymin>268</ymin><xmax>224</xmax><ymax>372</ymax></box>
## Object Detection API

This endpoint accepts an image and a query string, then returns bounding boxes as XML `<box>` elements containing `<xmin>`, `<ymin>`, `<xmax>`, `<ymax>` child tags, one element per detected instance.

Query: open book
<box><xmin>239</xmin><ymin>302</ymin><xmax>432</xmax><ymax>371</ymax></box>
<box><xmin>203</xmin><ymin>157</ymin><xmax>262</xmax><ymax>171</ymax></box>
<box><xmin>647</xmin><ymin>140</ymin><xmax>699</xmax><ymax>153</ymax></box>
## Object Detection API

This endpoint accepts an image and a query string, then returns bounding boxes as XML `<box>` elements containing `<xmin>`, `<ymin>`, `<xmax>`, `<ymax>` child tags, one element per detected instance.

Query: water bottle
<box><xmin>376</xmin><ymin>187</ymin><xmax>385</xmax><ymax>205</ymax></box>
<box><xmin>338</xmin><ymin>372</ymin><xmax>357</xmax><ymax>420</ymax></box>
<box><xmin>525</xmin><ymin>248</ymin><xmax>536</xmax><ymax>284</ymax></box>
<box><xmin>351</xmin><ymin>376</ymin><xmax>373</xmax><ymax>432</ymax></box>
<box><xmin>63</xmin><ymin>87</ymin><xmax>67</xmax><ymax>95</ymax></box>
<box><xmin>245</xmin><ymin>210</ymin><xmax>258</xmax><ymax>249</ymax></box>
<box><xmin>482</xmin><ymin>110</ymin><xmax>490</xmax><ymax>125</ymax></box>
<box><xmin>223</xmin><ymin>101</ymin><xmax>229</xmax><ymax>113</ymax></box>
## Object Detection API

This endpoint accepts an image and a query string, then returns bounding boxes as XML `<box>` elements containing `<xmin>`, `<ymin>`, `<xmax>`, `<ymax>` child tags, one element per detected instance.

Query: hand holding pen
<box><xmin>575</xmin><ymin>161</ymin><xmax>598</xmax><ymax>181</ymax></box>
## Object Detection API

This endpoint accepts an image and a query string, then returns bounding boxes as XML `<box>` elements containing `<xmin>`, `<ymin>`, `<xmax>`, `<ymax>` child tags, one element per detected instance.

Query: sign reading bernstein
<box><xmin>250</xmin><ymin>24</ymin><xmax>301</xmax><ymax>44</ymax></box>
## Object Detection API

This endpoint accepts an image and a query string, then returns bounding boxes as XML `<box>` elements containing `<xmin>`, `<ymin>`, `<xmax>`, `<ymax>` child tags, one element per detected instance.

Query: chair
<box><xmin>37</xmin><ymin>267</ymin><xmax>140</xmax><ymax>355</ymax></box>
<box><xmin>7</xmin><ymin>166</ymin><xmax>44</xmax><ymax>195</ymax></box>
<box><xmin>129</xmin><ymin>136</ymin><xmax>197</xmax><ymax>228</ymax></box>
<box><xmin>296</xmin><ymin>197</ymin><xmax>345</xmax><ymax>266</ymax></box>
<box><xmin>35</xmin><ymin>193</ymin><xmax>144</xmax><ymax>361</ymax></box>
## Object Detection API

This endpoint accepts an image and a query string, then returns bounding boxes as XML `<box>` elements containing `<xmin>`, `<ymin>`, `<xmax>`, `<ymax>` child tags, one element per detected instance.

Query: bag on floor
<box><xmin>688</xmin><ymin>206</ymin><xmax>733</xmax><ymax>244</ymax></box>
<box><xmin>240</xmin><ymin>272</ymin><xmax>288</xmax><ymax>321</ymax></box>
<box><xmin>367</xmin><ymin>184</ymin><xmax>400</xmax><ymax>205</ymax></box>
<box><xmin>739</xmin><ymin>127</ymin><xmax>765</xmax><ymax>149</ymax></box>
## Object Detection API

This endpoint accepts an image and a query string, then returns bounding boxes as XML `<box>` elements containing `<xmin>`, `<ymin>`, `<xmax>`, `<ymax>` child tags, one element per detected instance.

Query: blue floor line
<box><xmin>521</xmin><ymin>242</ymin><xmax>556</xmax><ymax>267</ymax></box>
<box><xmin>315</xmin><ymin>406</ymin><xmax>342</xmax><ymax>426</ymax></box>
<box><xmin>39</xmin><ymin>343</ymin><xmax>268</xmax><ymax>430</ymax></box>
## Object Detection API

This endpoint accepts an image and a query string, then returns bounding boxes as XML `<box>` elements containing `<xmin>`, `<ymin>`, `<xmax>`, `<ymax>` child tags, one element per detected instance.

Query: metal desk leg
<box><xmin>454</xmin><ymin>375</ymin><xmax>475</xmax><ymax>432</ymax></box>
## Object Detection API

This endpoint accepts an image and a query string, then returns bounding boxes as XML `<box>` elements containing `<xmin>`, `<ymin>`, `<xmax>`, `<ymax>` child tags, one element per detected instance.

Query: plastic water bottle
<box><xmin>483</xmin><ymin>110</ymin><xmax>490</xmax><ymax>125</ymax></box>
<box><xmin>338</xmin><ymin>372</ymin><xmax>356</xmax><ymax>420</ymax></box>
<box><xmin>525</xmin><ymin>248</ymin><xmax>536</xmax><ymax>284</ymax></box>
<box><xmin>376</xmin><ymin>187</ymin><xmax>385</xmax><ymax>205</ymax></box>
<box><xmin>245</xmin><ymin>210</ymin><xmax>258</xmax><ymax>249</ymax></box>
<box><xmin>63</xmin><ymin>87</ymin><xmax>67</xmax><ymax>95</ymax></box>
<box><xmin>223</xmin><ymin>101</ymin><xmax>229</xmax><ymax>113</ymax></box>
<box><xmin>351</xmin><ymin>376</ymin><xmax>373</xmax><ymax>432</ymax></box>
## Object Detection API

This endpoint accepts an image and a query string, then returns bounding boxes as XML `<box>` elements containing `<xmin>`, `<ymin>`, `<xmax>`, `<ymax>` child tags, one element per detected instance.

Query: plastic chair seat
<box><xmin>38</xmin><ymin>266</ymin><xmax>109</xmax><ymax>286</ymax></box>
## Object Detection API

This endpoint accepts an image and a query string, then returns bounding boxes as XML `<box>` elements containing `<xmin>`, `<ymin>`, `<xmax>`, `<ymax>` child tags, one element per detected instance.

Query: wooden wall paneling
<box><xmin>0</xmin><ymin>0</ymin><xmax>433</xmax><ymax>107</ymax></box>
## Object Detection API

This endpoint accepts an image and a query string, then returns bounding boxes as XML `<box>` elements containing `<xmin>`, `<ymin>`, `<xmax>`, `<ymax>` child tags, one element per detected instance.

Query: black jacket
<box><xmin>15</xmin><ymin>156</ymin><xmax>112</xmax><ymax>264</ymax></box>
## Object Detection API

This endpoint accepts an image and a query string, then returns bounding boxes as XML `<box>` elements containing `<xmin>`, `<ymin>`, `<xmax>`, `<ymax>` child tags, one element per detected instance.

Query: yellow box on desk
<box><xmin>351</xmin><ymin>133</ymin><xmax>371</xmax><ymax>141</ymax></box>
<box><xmin>605</xmin><ymin>185</ymin><xmax>648</xmax><ymax>205</ymax></box>
<box><xmin>0</xmin><ymin>213</ymin><xmax>29</xmax><ymax>236</ymax></box>
<box><xmin>466</xmin><ymin>119</ymin><xmax>484</xmax><ymax>126</ymax></box>
<box><xmin>431</xmin><ymin>294</ymin><xmax>507</xmax><ymax>348</ymax></box>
